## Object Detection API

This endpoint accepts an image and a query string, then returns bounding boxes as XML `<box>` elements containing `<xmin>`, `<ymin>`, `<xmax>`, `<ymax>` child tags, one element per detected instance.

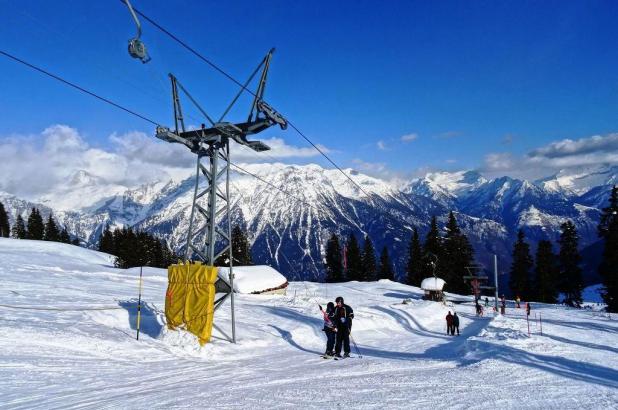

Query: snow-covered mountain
<box><xmin>1</xmin><ymin>163</ymin><xmax>616</xmax><ymax>282</ymax></box>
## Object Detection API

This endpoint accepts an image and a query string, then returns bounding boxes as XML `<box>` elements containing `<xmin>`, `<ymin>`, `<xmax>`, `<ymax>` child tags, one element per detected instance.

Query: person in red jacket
<box><xmin>445</xmin><ymin>311</ymin><xmax>454</xmax><ymax>335</ymax></box>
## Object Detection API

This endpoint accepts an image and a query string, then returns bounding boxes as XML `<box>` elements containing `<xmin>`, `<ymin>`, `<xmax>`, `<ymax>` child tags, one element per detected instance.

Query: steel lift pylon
<box><xmin>155</xmin><ymin>48</ymin><xmax>286</xmax><ymax>343</ymax></box>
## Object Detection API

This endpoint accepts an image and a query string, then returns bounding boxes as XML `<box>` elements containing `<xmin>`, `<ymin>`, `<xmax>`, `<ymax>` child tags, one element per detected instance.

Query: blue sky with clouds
<box><xmin>1</xmin><ymin>0</ymin><xmax>617</xmax><ymax>183</ymax></box>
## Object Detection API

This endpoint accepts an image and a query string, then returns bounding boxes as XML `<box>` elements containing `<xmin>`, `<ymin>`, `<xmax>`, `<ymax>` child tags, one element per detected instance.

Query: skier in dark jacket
<box><xmin>445</xmin><ymin>311</ymin><xmax>454</xmax><ymax>335</ymax></box>
<box><xmin>319</xmin><ymin>302</ymin><xmax>337</xmax><ymax>357</ymax></box>
<box><xmin>453</xmin><ymin>312</ymin><xmax>460</xmax><ymax>336</ymax></box>
<box><xmin>333</xmin><ymin>296</ymin><xmax>354</xmax><ymax>358</ymax></box>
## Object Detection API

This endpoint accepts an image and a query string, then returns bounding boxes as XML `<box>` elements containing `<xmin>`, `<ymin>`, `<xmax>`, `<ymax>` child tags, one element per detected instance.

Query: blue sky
<box><xmin>1</xmin><ymin>0</ymin><xmax>617</xmax><ymax>182</ymax></box>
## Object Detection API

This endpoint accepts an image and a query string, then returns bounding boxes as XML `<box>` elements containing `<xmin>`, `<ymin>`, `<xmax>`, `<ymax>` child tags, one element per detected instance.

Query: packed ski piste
<box><xmin>1</xmin><ymin>238</ymin><xmax>617</xmax><ymax>409</ymax></box>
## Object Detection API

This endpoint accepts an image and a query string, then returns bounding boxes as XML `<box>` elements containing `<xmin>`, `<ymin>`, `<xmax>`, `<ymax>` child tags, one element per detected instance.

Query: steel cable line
<box><xmin>0</xmin><ymin>50</ymin><xmax>160</xmax><ymax>126</ymax></box>
<box><xmin>0</xmin><ymin>49</ymin><xmax>324</xmax><ymax>216</ymax></box>
<box><xmin>122</xmin><ymin>1</ymin><xmax>374</xmax><ymax>199</ymax></box>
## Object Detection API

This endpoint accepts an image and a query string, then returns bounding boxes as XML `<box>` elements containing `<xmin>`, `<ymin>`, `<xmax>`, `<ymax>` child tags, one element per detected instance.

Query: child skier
<box><xmin>319</xmin><ymin>302</ymin><xmax>337</xmax><ymax>357</ymax></box>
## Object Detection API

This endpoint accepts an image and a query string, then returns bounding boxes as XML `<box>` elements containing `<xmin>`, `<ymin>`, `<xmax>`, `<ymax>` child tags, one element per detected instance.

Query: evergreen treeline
<box><xmin>0</xmin><ymin>204</ymin><xmax>76</xmax><ymax>245</ymax></box>
<box><xmin>99</xmin><ymin>225</ymin><xmax>178</xmax><ymax>269</ymax></box>
<box><xmin>215</xmin><ymin>225</ymin><xmax>254</xmax><ymax>266</ymax></box>
<box><xmin>598</xmin><ymin>186</ymin><xmax>618</xmax><ymax>312</ymax></box>
<box><xmin>324</xmin><ymin>232</ymin><xmax>395</xmax><ymax>283</ymax></box>
<box><xmin>0</xmin><ymin>202</ymin><xmax>10</xmax><ymax>237</ymax></box>
<box><xmin>509</xmin><ymin>222</ymin><xmax>583</xmax><ymax>306</ymax></box>
<box><xmin>404</xmin><ymin>212</ymin><xmax>474</xmax><ymax>294</ymax></box>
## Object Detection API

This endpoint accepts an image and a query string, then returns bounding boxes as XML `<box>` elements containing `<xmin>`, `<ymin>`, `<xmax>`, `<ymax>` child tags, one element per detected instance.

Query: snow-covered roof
<box><xmin>421</xmin><ymin>277</ymin><xmax>446</xmax><ymax>291</ymax></box>
<box><xmin>217</xmin><ymin>265</ymin><xmax>288</xmax><ymax>294</ymax></box>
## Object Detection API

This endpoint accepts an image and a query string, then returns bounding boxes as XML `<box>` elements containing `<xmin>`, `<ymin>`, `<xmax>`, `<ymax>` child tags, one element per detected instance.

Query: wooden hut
<box><xmin>421</xmin><ymin>277</ymin><xmax>446</xmax><ymax>301</ymax></box>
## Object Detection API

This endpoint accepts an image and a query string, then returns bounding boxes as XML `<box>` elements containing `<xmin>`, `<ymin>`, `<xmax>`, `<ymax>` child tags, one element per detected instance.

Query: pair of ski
<box><xmin>321</xmin><ymin>354</ymin><xmax>352</xmax><ymax>360</ymax></box>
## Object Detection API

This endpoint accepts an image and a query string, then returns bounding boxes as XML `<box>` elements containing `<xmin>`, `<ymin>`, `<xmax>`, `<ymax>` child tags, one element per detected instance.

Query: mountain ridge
<box><xmin>1</xmin><ymin>163</ymin><xmax>615</xmax><ymax>284</ymax></box>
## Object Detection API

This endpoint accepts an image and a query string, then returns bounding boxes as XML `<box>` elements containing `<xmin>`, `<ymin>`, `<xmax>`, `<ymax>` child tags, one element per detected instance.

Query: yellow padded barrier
<box><xmin>165</xmin><ymin>262</ymin><xmax>218</xmax><ymax>345</ymax></box>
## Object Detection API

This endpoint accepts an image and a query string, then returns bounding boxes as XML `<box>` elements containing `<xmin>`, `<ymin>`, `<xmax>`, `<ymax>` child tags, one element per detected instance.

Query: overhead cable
<box><xmin>0</xmin><ymin>50</ymin><xmax>160</xmax><ymax>126</ymax></box>
<box><xmin>122</xmin><ymin>3</ymin><xmax>373</xmax><ymax>198</ymax></box>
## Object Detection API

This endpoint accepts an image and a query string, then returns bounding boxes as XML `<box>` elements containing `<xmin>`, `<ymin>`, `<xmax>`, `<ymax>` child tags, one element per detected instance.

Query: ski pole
<box><xmin>349</xmin><ymin>329</ymin><xmax>363</xmax><ymax>358</ymax></box>
<box><xmin>136</xmin><ymin>266</ymin><xmax>143</xmax><ymax>340</ymax></box>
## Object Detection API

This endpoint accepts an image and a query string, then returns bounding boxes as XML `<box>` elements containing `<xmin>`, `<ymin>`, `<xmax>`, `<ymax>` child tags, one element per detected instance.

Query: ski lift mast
<box><xmin>155</xmin><ymin>48</ymin><xmax>286</xmax><ymax>343</ymax></box>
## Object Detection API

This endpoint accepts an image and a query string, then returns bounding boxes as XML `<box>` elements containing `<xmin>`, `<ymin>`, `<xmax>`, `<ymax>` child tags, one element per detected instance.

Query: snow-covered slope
<box><xmin>1</xmin><ymin>239</ymin><xmax>616</xmax><ymax>408</ymax></box>
<box><xmin>536</xmin><ymin>165</ymin><xmax>618</xmax><ymax>197</ymax></box>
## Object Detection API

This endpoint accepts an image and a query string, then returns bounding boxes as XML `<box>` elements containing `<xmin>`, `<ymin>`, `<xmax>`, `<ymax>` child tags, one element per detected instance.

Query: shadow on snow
<box><xmin>118</xmin><ymin>300</ymin><xmax>164</xmax><ymax>339</ymax></box>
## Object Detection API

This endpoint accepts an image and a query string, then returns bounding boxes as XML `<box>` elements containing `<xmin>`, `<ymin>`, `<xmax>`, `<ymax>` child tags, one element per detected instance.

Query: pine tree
<box><xmin>442</xmin><ymin>211</ymin><xmax>474</xmax><ymax>294</ymax></box>
<box><xmin>231</xmin><ymin>225</ymin><xmax>253</xmax><ymax>266</ymax></box>
<box><xmin>215</xmin><ymin>225</ymin><xmax>253</xmax><ymax>266</ymax></box>
<box><xmin>559</xmin><ymin>220</ymin><xmax>583</xmax><ymax>307</ymax></box>
<box><xmin>325</xmin><ymin>233</ymin><xmax>344</xmax><ymax>283</ymax></box>
<box><xmin>378</xmin><ymin>246</ymin><xmax>394</xmax><ymax>281</ymax></box>
<box><xmin>71</xmin><ymin>238</ymin><xmax>80</xmax><ymax>246</ymax></box>
<box><xmin>406</xmin><ymin>228</ymin><xmax>424</xmax><ymax>286</ymax></box>
<box><xmin>99</xmin><ymin>225</ymin><xmax>114</xmax><ymax>253</ymax></box>
<box><xmin>509</xmin><ymin>230</ymin><xmax>533</xmax><ymax>299</ymax></box>
<box><xmin>598</xmin><ymin>186</ymin><xmax>618</xmax><ymax>312</ymax></box>
<box><xmin>11</xmin><ymin>214</ymin><xmax>26</xmax><ymax>239</ymax></box>
<box><xmin>59</xmin><ymin>228</ymin><xmax>71</xmax><ymax>244</ymax></box>
<box><xmin>422</xmin><ymin>216</ymin><xmax>443</xmax><ymax>279</ymax></box>
<box><xmin>534</xmin><ymin>240</ymin><xmax>558</xmax><ymax>303</ymax></box>
<box><xmin>43</xmin><ymin>213</ymin><xmax>60</xmax><ymax>242</ymax></box>
<box><xmin>361</xmin><ymin>235</ymin><xmax>377</xmax><ymax>281</ymax></box>
<box><xmin>0</xmin><ymin>202</ymin><xmax>10</xmax><ymax>238</ymax></box>
<box><xmin>345</xmin><ymin>233</ymin><xmax>363</xmax><ymax>282</ymax></box>
<box><xmin>26</xmin><ymin>208</ymin><xmax>44</xmax><ymax>240</ymax></box>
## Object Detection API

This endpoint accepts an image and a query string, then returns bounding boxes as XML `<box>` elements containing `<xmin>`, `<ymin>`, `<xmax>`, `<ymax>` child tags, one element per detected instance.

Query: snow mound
<box><xmin>421</xmin><ymin>277</ymin><xmax>446</xmax><ymax>291</ymax></box>
<box><xmin>217</xmin><ymin>265</ymin><xmax>288</xmax><ymax>294</ymax></box>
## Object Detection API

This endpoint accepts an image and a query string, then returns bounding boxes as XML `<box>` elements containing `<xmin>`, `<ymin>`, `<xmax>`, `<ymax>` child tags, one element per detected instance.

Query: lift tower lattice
<box><xmin>155</xmin><ymin>49</ymin><xmax>287</xmax><ymax>343</ymax></box>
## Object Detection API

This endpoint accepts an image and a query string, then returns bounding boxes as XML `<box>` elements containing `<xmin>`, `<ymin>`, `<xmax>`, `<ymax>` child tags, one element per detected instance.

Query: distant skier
<box><xmin>319</xmin><ymin>302</ymin><xmax>337</xmax><ymax>357</ymax></box>
<box><xmin>484</xmin><ymin>297</ymin><xmax>489</xmax><ymax>307</ymax></box>
<box><xmin>453</xmin><ymin>312</ymin><xmax>460</xmax><ymax>336</ymax></box>
<box><xmin>516</xmin><ymin>296</ymin><xmax>521</xmax><ymax>308</ymax></box>
<box><xmin>526</xmin><ymin>302</ymin><xmax>531</xmax><ymax>317</ymax></box>
<box><xmin>445</xmin><ymin>311</ymin><xmax>454</xmax><ymax>335</ymax></box>
<box><xmin>475</xmin><ymin>302</ymin><xmax>483</xmax><ymax>317</ymax></box>
<box><xmin>333</xmin><ymin>296</ymin><xmax>354</xmax><ymax>358</ymax></box>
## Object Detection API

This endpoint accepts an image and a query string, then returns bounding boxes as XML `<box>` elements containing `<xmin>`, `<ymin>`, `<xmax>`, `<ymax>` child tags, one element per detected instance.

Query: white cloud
<box><xmin>483</xmin><ymin>152</ymin><xmax>515</xmax><ymax>172</ymax></box>
<box><xmin>481</xmin><ymin>132</ymin><xmax>618</xmax><ymax>179</ymax></box>
<box><xmin>400</xmin><ymin>133</ymin><xmax>418</xmax><ymax>143</ymax></box>
<box><xmin>376</xmin><ymin>140</ymin><xmax>388</xmax><ymax>151</ymax></box>
<box><xmin>0</xmin><ymin>125</ymin><xmax>332</xmax><ymax>203</ymax></box>
<box><xmin>528</xmin><ymin>133</ymin><xmax>618</xmax><ymax>162</ymax></box>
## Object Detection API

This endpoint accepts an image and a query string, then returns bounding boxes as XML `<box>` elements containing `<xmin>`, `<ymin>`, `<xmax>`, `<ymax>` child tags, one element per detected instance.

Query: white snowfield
<box><xmin>0</xmin><ymin>238</ymin><xmax>616</xmax><ymax>409</ymax></box>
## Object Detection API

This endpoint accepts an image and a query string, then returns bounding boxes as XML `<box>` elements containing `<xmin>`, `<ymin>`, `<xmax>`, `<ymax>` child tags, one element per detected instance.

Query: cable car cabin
<box><xmin>421</xmin><ymin>277</ymin><xmax>446</xmax><ymax>302</ymax></box>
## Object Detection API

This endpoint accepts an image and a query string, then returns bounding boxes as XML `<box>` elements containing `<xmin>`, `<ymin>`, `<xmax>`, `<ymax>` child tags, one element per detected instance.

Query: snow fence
<box><xmin>165</xmin><ymin>262</ymin><xmax>217</xmax><ymax>345</ymax></box>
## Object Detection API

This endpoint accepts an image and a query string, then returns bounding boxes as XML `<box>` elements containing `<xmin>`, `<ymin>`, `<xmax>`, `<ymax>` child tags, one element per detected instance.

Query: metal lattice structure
<box><xmin>155</xmin><ymin>49</ymin><xmax>286</xmax><ymax>343</ymax></box>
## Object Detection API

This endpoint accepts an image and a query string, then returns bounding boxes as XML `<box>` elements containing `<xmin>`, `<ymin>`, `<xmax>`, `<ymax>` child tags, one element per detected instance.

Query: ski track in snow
<box><xmin>0</xmin><ymin>238</ymin><xmax>617</xmax><ymax>409</ymax></box>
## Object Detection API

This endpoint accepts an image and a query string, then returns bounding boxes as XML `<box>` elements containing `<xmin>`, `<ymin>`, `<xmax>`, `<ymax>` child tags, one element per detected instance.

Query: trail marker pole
<box><xmin>539</xmin><ymin>313</ymin><xmax>542</xmax><ymax>336</ymax></box>
<box><xmin>494</xmin><ymin>255</ymin><xmax>499</xmax><ymax>314</ymax></box>
<box><xmin>136</xmin><ymin>266</ymin><xmax>144</xmax><ymax>340</ymax></box>
<box><xmin>526</xmin><ymin>312</ymin><xmax>530</xmax><ymax>336</ymax></box>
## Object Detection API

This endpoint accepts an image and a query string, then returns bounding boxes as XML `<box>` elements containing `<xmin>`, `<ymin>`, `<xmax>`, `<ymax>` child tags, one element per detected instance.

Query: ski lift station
<box><xmin>421</xmin><ymin>277</ymin><xmax>446</xmax><ymax>301</ymax></box>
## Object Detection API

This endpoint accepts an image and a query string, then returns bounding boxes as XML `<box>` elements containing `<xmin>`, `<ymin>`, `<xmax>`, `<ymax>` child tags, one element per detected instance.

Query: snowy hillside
<box><xmin>1</xmin><ymin>238</ymin><xmax>616</xmax><ymax>409</ymax></box>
